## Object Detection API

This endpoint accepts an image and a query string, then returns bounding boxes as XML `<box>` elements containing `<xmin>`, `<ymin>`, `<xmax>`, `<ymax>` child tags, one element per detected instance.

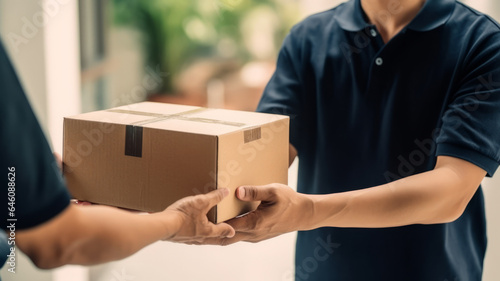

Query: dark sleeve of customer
<box><xmin>0</xmin><ymin>39</ymin><xmax>71</xmax><ymax>267</ymax></box>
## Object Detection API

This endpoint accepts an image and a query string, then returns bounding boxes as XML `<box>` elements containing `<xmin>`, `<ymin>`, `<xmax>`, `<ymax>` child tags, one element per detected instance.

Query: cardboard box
<box><xmin>63</xmin><ymin>102</ymin><xmax>289</xmax><ymax>223</ymax></box>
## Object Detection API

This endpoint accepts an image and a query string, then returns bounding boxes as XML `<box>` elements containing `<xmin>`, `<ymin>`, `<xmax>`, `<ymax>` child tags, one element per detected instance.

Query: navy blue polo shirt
<box><xmin>0</xmin><ymin>39</ymin><xmax>70</xmax><ymax>274</ymax></box>
<box><xmin>257</xmin><ymin>0</ymin><xmax>500</xmax><ymax>280</ymax></box>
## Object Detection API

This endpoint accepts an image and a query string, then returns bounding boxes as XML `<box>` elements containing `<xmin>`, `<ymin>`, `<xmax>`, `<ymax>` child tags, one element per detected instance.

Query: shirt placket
<box><xmin>365</xmin><ymin>25</ymin><xmax>389</xmax><ymax>97</ymax></box>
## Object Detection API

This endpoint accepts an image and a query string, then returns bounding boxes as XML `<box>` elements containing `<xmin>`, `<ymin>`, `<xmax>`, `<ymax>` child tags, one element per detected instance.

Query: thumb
<box><xmin>236</xmin><ymin>186</ymin><xmax>275</xmax><ymax>202</ymax></box>
<box><xmin>211</xmin><ymin>222</ymin><xmax>236</xmax><ymax>238</ymax></box>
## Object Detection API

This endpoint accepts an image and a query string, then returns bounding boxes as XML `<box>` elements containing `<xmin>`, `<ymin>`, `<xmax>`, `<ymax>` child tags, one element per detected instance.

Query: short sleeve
<box><xmin>257</xmin><ymin>29</ymin><xmax>305</xmax><ymax>151</ymax></box>
<box><xmin>0</xmin><ymin>40</ymin><xmax>70</xmax><ymax>230</ymax></box>
<box><xmin>436</xmin><ymin>31</ymin><xmax>500</xmax><ymax>177</ymax></box>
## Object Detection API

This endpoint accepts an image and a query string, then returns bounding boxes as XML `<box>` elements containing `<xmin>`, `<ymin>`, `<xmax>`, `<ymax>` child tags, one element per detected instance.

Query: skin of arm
<box><xmin>210</xmin><ymin>145</ymin><xmax>486</xmax><ymax>245</ymax></box>
<box><xmin>289</xmin><ymin>144</ymin><xmax>298</xmax><ymax>166</ymax></box>
<box><xmin>16</xmin><ymin>188</ymin><xmax>235</xmax><ymax>269</ymax></box>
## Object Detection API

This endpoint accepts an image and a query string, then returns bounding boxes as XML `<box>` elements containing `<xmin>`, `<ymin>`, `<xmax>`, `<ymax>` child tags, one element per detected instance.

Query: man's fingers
<box><xmin>202</xmin><ymin>188</ymin><xmax>229</xmax><ymax>211</ymax></box>
<box><xmin>225</xmin><ymin>212</ymin><xmax>258</xmax><ymax>232</ymax></box>
<box><xmin>236</xmin><ymin>185</ymin><xmax>275</xmax><ymax>202</ymax></box>
<box><xmin>202</xmin><ymin>232</ymin><xmax>248</xmax><ymax>246</ymax></box>
<box><xmin>210</xmin><ymin>222</ymin><xmax>236</xmax><ymax>238</ymax></box>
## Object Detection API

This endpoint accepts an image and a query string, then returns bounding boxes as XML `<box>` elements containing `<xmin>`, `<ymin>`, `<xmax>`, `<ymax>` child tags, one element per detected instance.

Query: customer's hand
<box><xmin>53</xmin><ymin>152</ymin><xmax>62</xmax><ymax>169</ymax></box>
<box><xmin>214</xmin><ymin>184</ymin><xmax>313</xmax><ymax>246</ymax></box>
<box><xmin>163</xmin><ymin>188</ymin><xmax>235</xmax><ymax>244</ymax></box>
<box><xmin>71</xmin><ymin>199</ymin><xmax>93</xmax><ymax>206</ymax></box>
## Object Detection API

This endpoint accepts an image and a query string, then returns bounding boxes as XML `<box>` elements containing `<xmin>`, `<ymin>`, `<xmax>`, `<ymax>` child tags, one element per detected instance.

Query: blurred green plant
<box><xmin>112</xmin><ymin>0</ymin><xmax>298</xmax><ymax>94</ymax></box>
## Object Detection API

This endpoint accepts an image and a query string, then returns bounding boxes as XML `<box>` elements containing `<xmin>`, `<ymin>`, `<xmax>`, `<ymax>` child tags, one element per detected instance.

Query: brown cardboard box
<box><xmin>63</xmin><ymin>102</ymin><xmax>289</xmax><ymax>223</ymax></box>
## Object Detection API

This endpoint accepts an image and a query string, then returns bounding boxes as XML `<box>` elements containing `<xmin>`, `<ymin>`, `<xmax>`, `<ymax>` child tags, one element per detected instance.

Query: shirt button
<box><xmin>370</xmin><ymin>29</ymin><xmax>377</xmax><ymax>37</ymax></box>
<box><xmin>375</xmin><ymin>57</ymin><xmax>383</xmax><ymax>66</ymax></box>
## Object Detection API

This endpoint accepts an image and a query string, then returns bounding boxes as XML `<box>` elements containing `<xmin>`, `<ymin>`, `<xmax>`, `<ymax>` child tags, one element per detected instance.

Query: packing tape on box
<box><xmin>107</xmin><ymin>108</ymin><xmax>246</xmax><ymax>127</ymax></box>
<box><xmin>106</xmin><ymin>107</ymin><xmax>260</xmax><ymax>158</ymax></box>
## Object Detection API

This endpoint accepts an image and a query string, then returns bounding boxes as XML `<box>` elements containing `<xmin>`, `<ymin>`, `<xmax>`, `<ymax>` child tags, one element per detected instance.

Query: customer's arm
<box><xmin>16</xmin><ymin>189</ymin><xmax>234</xmax><ymax>269</ymax></box>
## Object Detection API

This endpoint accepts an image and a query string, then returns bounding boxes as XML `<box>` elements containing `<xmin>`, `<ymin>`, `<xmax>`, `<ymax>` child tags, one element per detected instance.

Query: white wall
<box><xmin>43</xmin><ymin>0</ymin><xmax>82</xmax><ymax>154</ymax></box>
<box><xmin>483</xmin><ymin>177</ymin><xmax>500</xmax><ymax>281</ymax></box>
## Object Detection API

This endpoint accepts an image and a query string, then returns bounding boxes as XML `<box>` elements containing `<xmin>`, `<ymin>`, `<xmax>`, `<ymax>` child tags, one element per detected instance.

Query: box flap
<box><xmin>66</xmin><ymin>102</ymin><xmax>289</xmax><ymax>136</ymax></box>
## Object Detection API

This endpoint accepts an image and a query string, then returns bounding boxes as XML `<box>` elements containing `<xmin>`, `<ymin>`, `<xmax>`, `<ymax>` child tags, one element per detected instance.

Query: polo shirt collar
<box><xmin>336</xmin><ymin>0</ymin><xmax>456</xmax><ymax>32</ymax></box>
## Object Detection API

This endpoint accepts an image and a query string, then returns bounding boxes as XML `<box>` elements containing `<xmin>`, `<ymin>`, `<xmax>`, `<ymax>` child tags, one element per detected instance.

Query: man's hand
<box><xmin>17</xmin><ymin>189</ymin><xmax>235</xmax><ymax>268</ymax></box>
<box><xmin>162</xmin><ymin>188</ymin><xmax>236</xmax><ymax>244</ymax></box>
<box><xmin>217</xmin><ymin>184</ymin><xmax>312</xmax><ymax>245</ymax></box>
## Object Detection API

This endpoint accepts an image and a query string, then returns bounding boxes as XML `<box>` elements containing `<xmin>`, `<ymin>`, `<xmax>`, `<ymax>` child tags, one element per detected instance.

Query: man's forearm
<box><xmin>305</xmin><ymin>159</ymin><xmax>484</xmax><ymax>229</ymax></box>
<box><xmin>216</xmin><ymin>156</ymin><xmax>486</xmax><ymax>246</ymax></box>
<box><xmin>19</xmin><ymin>188</ymin><xmax>233</xmax><ymax>268</ymax></box>
<box><xmin>18</xmin><ymin>205</ymin><xmax>179</xmax><ymax>268</ymax></box>
<box><xmin>64</xmin><ymin>206</ymin><xmax>180</xmax><ymax>265</ymax></box>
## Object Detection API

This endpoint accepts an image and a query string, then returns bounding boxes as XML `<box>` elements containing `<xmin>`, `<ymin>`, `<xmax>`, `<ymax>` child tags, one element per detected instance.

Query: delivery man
<box><xmin>215</xmin><ymin>0</ymin><xmax>500</xmax><ymax>280</ymax></box>
<box><xmin>0</xmin><ymin>38</ymin><xmax>234</xmax><ymax>274</ymax></box>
